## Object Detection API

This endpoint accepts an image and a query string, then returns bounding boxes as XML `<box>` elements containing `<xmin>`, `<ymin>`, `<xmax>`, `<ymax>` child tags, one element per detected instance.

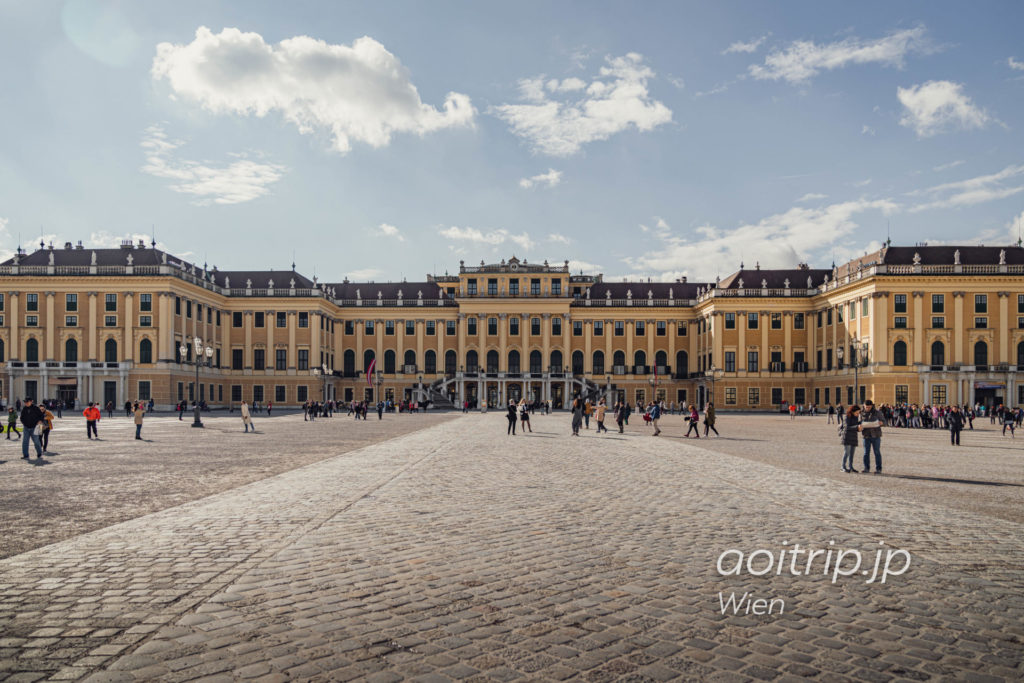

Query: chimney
<box><xmin>120</xmin><ymin>239</ymin><xmax>133</xmax><ymax>250</ymax></box>
<box><xmin>64</xmin><ymin>242</ymin><xmax>72</xmax><ymax>250</ymax></box>
<box><xmin>681</xmin><ymin>276</ymin><xmax>687</xmax><ymax>283</ymax></box>
<box><xmin>137</xmin><ymin>239</ymin><xmax>145</xmax><ymax>248</ymax></box>
<box><xmin>76</xmin><ymin>241</ymin><xmax>83</xmax><ymax>250</ymax></box>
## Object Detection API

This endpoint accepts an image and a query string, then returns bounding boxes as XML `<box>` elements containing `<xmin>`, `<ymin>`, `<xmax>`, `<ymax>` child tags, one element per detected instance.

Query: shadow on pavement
<box><xmin>886</xmin><ymin>473</ymin><xmax>1024</xmax><ymax>487</ymax></box>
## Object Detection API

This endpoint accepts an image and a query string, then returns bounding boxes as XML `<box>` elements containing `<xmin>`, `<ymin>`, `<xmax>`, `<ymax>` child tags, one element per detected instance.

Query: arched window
<box><xmin>550</xmin><ymin>350</ymin><xmax>563</xmax><ymax>372</ymax></box>
<box><xmin>930</xmin><ymin>340</ymin><xmax>945</xmax><ymax>367</ymax></box>
<box><xmin>404</xmin><ymin>349</ymin><xmax>416</xmax><ymax>369</ymax></box>
<box><xmin>529</xmin><ymin>350</ymin><xmax>542</xmax><ymax>374</ymax></box>
<box><xmin>444</xmin><ymin>349</ymin><xmax>456</xmax><ymax>374</ymax></box>
<box><xmin>613</xmin><ymin>350</ymin><xmax>625</xmax><ymax>369</ymax></box>
<box><xmin>571</xmin><ymin>350</ymin><xmax>584</xmax><ymax>374</ymax></box>
<box><xmin>104</xmin><ymin>339</ymin><xmax>118</xmax><ymax>363</ymax></box>
<box><xmin>384</xmin><ymin>350</ymin><xmax>396</xmax><ymax>373</ymax></box>
<box><xmin>592</xmin><ymin>350</ymin><xmax>605</xmax><ymax>375</ymax></box>
<box><xmin>508</xmin><ymin>350</ymin><xmax>521</xmax><ymax>374</ymax></box>
<box><xmin>363</xmin><ymin>349</ymin><xmax>375</xmax><ymax>374</ymax></box>
<box><xmin>65</xmin><ymin>338</ymin><xmax>79</xmax><ymax>363</ymax></box>
<box><xmin>676</xmin><ymin>350</ymin><xmax>688</xmax><ymax>375</ymax></box>
<box><xmin>26</xmin><ymin>338</ymin><xmax>39</xmax><ymax>362</ymax></box>
<box><xmin>466</xmin><ymin>350</ymin><xmax>479</xmax><ymax>373</ymax></box>
<box><xmin>424</xmin><ymin>350</ymin><xmax>436</xmax><ymax>374</ymax></box>
<box><xmin>1017</xmin><ymin>341</ymin><xmax>1024</xmax><ymax>367</ymax></box>
<box><xmin>344</xmin><ymin>349</ymin><xmax>356</xmax><ymax>375</ymax></box>
<box><xmin>892</xmin><ymin>340</ymin><xmax>907</xmax><ymax>366</ymax></box>
<box><xmin>634</xmin><ymin>350</ymin><xmax>646</xmax><ymax>369</ymax></box>
<box><xmin>974</xmin><ymin>340</ymin><xmax>988</xmax><ymax>367</ymax></box>
<box><xmin>138</xmin><ymin>338</ymin><xmax>152</xmax><ymax>364</ymax></box>
<box><xmin>486</xmin><ymin>350</ymin><xmax>499</xmax><ymax>373</ymax></box>
<box><xmin>655</xmin><ymin>350</ymin><xmax>667</xmax><ymax>370</ymax></box>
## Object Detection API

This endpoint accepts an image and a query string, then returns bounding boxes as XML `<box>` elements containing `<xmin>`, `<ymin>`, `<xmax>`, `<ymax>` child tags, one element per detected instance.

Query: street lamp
<box><xmin>648</xmin><ymin>375</ymin><xmax>656</xmax><ymax>405</ymax></box>
<box><xmin>179</xmin><ymin>336</ymin><xmax>213</xmax><ymax>428</ymax></box>
<box><xmin>374</xmin><ymin>369</ymin><xmax>383</xmax><ymax>407</ymax></box>
<box><xmin>836</xmin><ymin>338</ymin><xmax>870</xmax><ymax>405</ymax></box>
<box><xmin>705</xmin><ymin>364</ymin><xmax>718</xmax><ymax>407</ymax></box>
<box><xmin>312</xmin><ymin>363</ymin><xmax>331</xmax><ymax>402</ymax></box>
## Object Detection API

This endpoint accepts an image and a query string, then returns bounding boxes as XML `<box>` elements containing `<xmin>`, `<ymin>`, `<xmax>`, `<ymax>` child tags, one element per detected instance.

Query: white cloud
<box><xmin>376</xmin><ymin>223</ymin><xmax>404</xmax><ymax>242</ymax></box>
<box><xmin>547</xmin><ymin>233</ymin><xmax>571</xmax><ymax>244</ymax></box>
<box><xmin>933</xmin><ymin>159</ymin><xmax>965</xmax><ymax>172</ymax></box>
<box><xmin>438</xmin><ymin>226</ymin><xmax>535</xmax><ymax>251</ymax></box>
<box><xmin>140</xmin><ymin>125</ymin><xmax>285</xmax><ymax>204</ymax></box>
<box><xmin>519</xmin><ymin>168</ymin><xmax>563</xmax><ymax>189</ymax></box>
<box><xmin>749</xmin><ymin>26</ymin><xmax>928</xmax><ymax>84</ymax></box>
<box><xmin>908</xmin><ymin>164</ymin><xmax>1024</xmax><ymax>212</ymax></box>
<box><xmin>694</xmin><ymin>81</ymin><xmax>732</xmax><ymax>97</ymax></box>
<box><xmin>568</xmin><ymin>259</ymin><xmax>602</xmax><ymax>273</ymax></box>
<box><xmin>87</xmin><ymin>231</ymin><xmax>158</xmax><ymax>249</ymax></box>
<box><xmin>152</xmin><ymin>27</ymin><xmax>474</xmax><ymax>154</ymax></box>
<box><xmin>723</xmin><ymin>35</ymin><xmax>767</xmax><ymax>55</ymax></box>
<box><xmin>861</xmin><ymin>124</ymin><xmax>875</xmax><ymax>136</ymax></box>
<box><xmin>1009</xmin><ymin>57</ymin><xmax>1024</xmax><ymax>71</ymax></box>
<box><xmin>493</xmin><ymin>53</ymin><xmax>672</xmax><ymax>156</ymax></box>
<box><xmin>852</xmin><ymin>178</ymin><xmax>873</xmax><ymax>187</ymax></box>
<box><xmin>796</xmin><ymin>192</ymin><xmax>828</xmax><ymax>203</ymax></box>
<box><xmin>623</xmin><ymin>199</ymin><xmax>897</xmax><ymax>281</ymax></box>
<box><xmin>0</xmin><ymin>217</ymin><xmax>12</xmax><ymax>262</ymax></box>
<box><xmin>897</xmin><ymin>81</ymin><xmax>991</xmax><ymax>137</ymax></box>
<box><xmin>348</xmin><ymin>268</ymin><xmax>383</xmax><ymax>280</ymax></box>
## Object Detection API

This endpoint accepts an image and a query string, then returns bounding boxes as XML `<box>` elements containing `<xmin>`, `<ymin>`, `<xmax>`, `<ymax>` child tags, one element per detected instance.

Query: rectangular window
<box><xmin>297</xmin><ymin>385</ymin><xmax>308</xmax><ymax>402</ymax></box>
<box><xmin>677</xmin><ymin>321</ymin><xmax>687</xmax><ymax>336</ymax></box>
<box><xmin>849</xmin><ymin>302</ymin><xmax>857</xmax><ymax>320</ymax></box>
<box><xmin>511</xmin><ymin>317</ymin><xmax>520</xmax><ymax>336</ymax></box>
<box><xmin>747</xmin><ymin>351</ymin><xmax>759</xmax><ymax>372</ymax></box>
<box><xmin>275</xmin><ymin>385</ymin><xmax>287</xmax><ymax>402</ymax></box>
<box><xmin>208</xmin><ymin>308</ymin><xmax>213</xmax><ymax>324</ymax></box>
<box><xmin>488</xmin><ymin>317</ymin><xmax>498</xmax><ymax>335</ymax></box>
<box><xmin>426</xmin><ymin>321</ymin><xmax>436</xmax><ymax>336</ymax></box>
<box><xmin>231</xmin><ymin>349</ymin><xmax>243</xmax><ymax>370</ymax></box>
<box><xmin>174</xmin><ymin>297</ymin><xmax>181</xmax><ymax>315</ymax></box>
<box><xmin>932</xmin><ymin>317</ymin><xmax>945</xmax><ymax>329</ymax></box>
<box><xmin>254</xmin><ymin>349</ymin><xmax>265</xmax><ymax>371</ymax></box>
<box><xmin>615</xmin><ymin>321</ymin><xmax>624</xmax><ymax>336</ymax></box>
<box><xmin>466</xmin><ymin>279</ymin><xmax>477</xmax><ymax>295</ymax></box>
<box><xmin>231</xmin><ymin>385</ymin><xmax>242</xmax><ymax>402</ymax></box>
<box><xmin>255</xmin><ymin>312</ymin><xmax>265</xmax><ymax>328</ymax></box>
<box><xmin>26</xmin><ymin>293</ymin><xmax>38</xmax><ymax>311</ymax></box>
<box><xmin>826</xmin><ymin>308</ymin><xmax>832</xmax><ymax>325</ymax></box>
<box><xmin>1019</xmin><ymin>295</ymin><xmax>1024</xmax><ymax>314</ymax></box>
<box><xmin>139</xmin><ymin>315</ymin><xmax>152</xmax><ymax>327</ymax></box>
<box><xmin>274</xmin><ymin>312</ymin><xmax>286</xmax><ymax>328</ymax></box>
<box><xmin>276</xmin><ymin>348</ymin><xmax>287</xmax><ymax>370</ymax></box>
<box><xmin>552</xmin><ymin>317</ymin><xmax>562</xmax><ymax>336</ymax></box>
<box><xmin>931</xmin><ymin>385</ymin><xmax>947</xmax><ymax>406</ymax></box>
<box><xmin>104</xmin><ymin>315</ymin><xmax>117</xmax><ymax>327</ymax></box>
<box><xmin>103</xmin><ymin>293</ymin><xmax>116</xmax><ymax>311</ymax></box>
<box><xmin>894</xmin><ymin>316</ymin><xmax>907</xmax><ymax>329</ymax></box>
<box><xmin>656</xmin><ymin>320</ymin><xmax>666</xmax><ymax>336</ymax></box>
<box><xmin>65</xmin><ymin>293</ymin><xmax>78</xmax><ymax>312</ymax></box>
<box><xmin>552</xmin><ymin>280</ymin><xmax>561</xmax><ymax>295</ymax></box>
<box><xmin>748</xmin><ymin>388</ymin><xmax>760</xmax><ymax>405</ymax></box>
<box><xmin>725</xmin><ymin>387</ymin><xmax>737</xmax><ymax>405</ymax></box>
<box><xmin>298</xmin><ymin>349</ymin><xmax>309</xmax><ymax>370</ymax></box>
<box><xmin>137</xmin><ymin>380</ymin><xmax>151</xmax><ymax>401</ymax></box>
<box><xmin>233</xmin><ymin>312</ymin><xmax>243</xmax><ymax>327</ymax></box>
<box><xmin>403</xmin><ymin>320</ymin><xmax>413</xmax><ymax>336</ymax></box>
<box><xmin>747</xmin><ymin>313</ymin><xmax>758</xmax><ymax>329</ymax></box>
<box><xmin>186</xmin><ymin>300</ymin><xmax>192</xmax><ymax>318</ymax></box>
<box><xmin>725</xmin><ymin>313</ymin><xmax>735</xmax><ymax>329</ymax></box>
<box><xmin>724</xmin><ymin>351</ymin><xmax>736</xmax><ymax>372</ymax></box>
<box><xmin>571</xmin><ymin>320</ymin><xmax>582</xmax><ymax>336</ymax></box>
<box><xmin>509</xmin><ymin>280</ymin><xmax>519</xmax><ymax>296</ymax></box>
<box><xmin>26</xmin><ymin>315</ymin><xmax>38</xmax><ymax>327</ymax></box>
<box><xmin>196</xmin><ymin>303</ymin><xmax>203</xmax><ymax>320</ymax></box>
<box><xmin>593</xmin><ymin>321</ymin><xmax>603</xmax><ymax>336</ymax></box>
<box><xmin>862</xmin><ymin>299</ymin><xmax>869</xmax><ymax>317</ymax></box>
<box><xmin>344</xmin><ymin>320</ymin><xmax>354</xmax><ymax>335</ymax></box>
<box><xmin>530</xmin><ymin>279</ymin><xmax>540</xmax><ymax>295</ymax></box>
<box><xmin>794</xmin><ymin>313</ymin><xmax>805</xmax><ymax>330</ymax></box>
<box><xmin>1019</xmin><ymin>317</ymin><xmax>1024</xmax><ymax>329</ymax></box>
<box><xmin>467</xmin><ymin>317</ymin><xmax>477</xmax><ymax>335</ymax></box>
<box><xmin>974</xmin><ymin>294</ymin><xmax>987</xmax><ymax>313</ymax></box>
<box><xmin>382</xmin><ymin>320</ymin><xmax>393</xmax><ymax>335</ymax></box>
<box><xmin>932</xmin><ymin>294</ymin><xmax>944</xmax><ymax>313</ymax></box>
<box><xmin>298</xmin><ymin>312</ymin><xmax>309</xmax><ymax>328</ymax></box>
<box><xmin>65</xmin><ymin>315</ymin><xmax>77</xmax><ymax>326</ymax></box>
<box><xmin>0</xmin><ymin>293</ymin><xmax>4</xmax><ymax>311</ymax></box>
<box><xmin>635</xmin><ymin>321</ymin><xmax>645</xmax><ymax>336</ymax></box>
<box><xmin>253</xmin><ymin>386</ymin><xmax>264</xmax><ymax>404</ymax></box>
<box><xmin>895</xmin><ymin>385</ymin><xmax>909</xmax><ymax>404</ymax></box>
<box><xmin>836</xmin><ymin>306</ymin><xmax>843</xmax><ymax>323</ymax></box>
<box><xmin>137</xmin><ymin>293</ymin><xmax>151</xmax><ymax>312</ymax></box>
<box><xmin>771</xmin><ymin>313</ymin><xmax>782</xmax><ymax>329</ymax></box>
<box><xmin>487</xmin><ymin>279</ymin><xmax>498</xmax><ymax>296</ymax></box>
<box><xmin>771</xmin><ymin>387</ymin><xmax>783</xmax><ymax>405</ymax></box>
<box><xmin>446</xmin><ymin>320</ymin><xmax>456</xmax><ymax>336</ymax></box>
<box><xmin>894</xmin><ymin>294</ymin><xmax>907</xmax><ymax>313</ymax></box>
<box><xmin>365</xmin><ymin>320</ymin><xmax>374</xmax><ymax>335</ymax></box>
<box><xmin>975</xmin><ymin>317</ymin><xmax>988</xmax><ymax>329</ymax></box>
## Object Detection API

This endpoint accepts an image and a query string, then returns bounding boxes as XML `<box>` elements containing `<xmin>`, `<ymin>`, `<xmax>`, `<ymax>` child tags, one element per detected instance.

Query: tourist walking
<box><xmin>124</xmin><ymin>400</ymin><xmax>132</xmax><ymax>418</ymax></box>
<box><xmin>1002</xmin><ymin>409</ymin><xmax>1016</xmax><ymax>437</ymax></box>
<box><xmin>134</xmin><ymin>401</ymin><xmax>145</xmax><ymax>439</ymax></box>
<box><xmin>685</xmin><ymin>404</ymin><xmax>700</xmax><ymax>438</ymax></box>
<box><xmin>6</xmin><ymin>407</ymin><xmax>19</xmax><ymax>439</ymax></box>
<box><xmin>595</xmin><ymin>398</ymin><xmax>608</xmax><ymax>433</ymax></box>
<box><xmin>584</xmin><ymin>400</ymin><xmax>593</xmax><ymax>429</ymax></box>
<box><xmin>506</xmin><ymin>400</ymin><xmax>518</xmax><ymax>435</ymax></box>
<box><xmin>840</xmin><ymin>404</ymin><xmax>862</xmax><ymax>472</ymax></box>
<box><xmin>19</xmin><ymin>398</ymin><xmax>44</xmax><ymax>460</ymax></box>
<box><xmin>518</xmin><ymin>398</ymin><xmax>532</xmax><ymax>433</ymax></box>
<box><xmin>83</xmin><ymin>402</ymin><xmax>100</xmax><ymax>439</ymax></box>
<box><xmin>704</xmin><ymin>402</ymin><xmax>719</xmax><ymax>437</ymax></box>
<box><xmin>240</xmin><ymin>400</ymin><xmax>255</xmax><ymax>433</ymax></box>
<box><xmin>40</xmin><ymin>404</ymin><xmax>54</xmax><ymax>452</ymax></box>
<box><xmin>650</xmin><ymin>401</ymin><xmax>662</xmax><ymax>436</ymax></box>
<box><xmin>827</xmin><ymin>404</ymin><xmax>835</xmax><ymax>424</ymax></box>
<box><xmin>571</xmin><ymin>396</ymin><xmax>584</xmax><ymax>436</ymax></box>
<box><xmin>948</xmin><ymin>405</ymin><xmax>965</xmax><ymax>445</ymax></box>
<box><xmin>860</xmin><ymin>399</ymin><xmax>883</xmax><ymax>474</ymax></box>
<box><xmin>614</xmin><ymin>400</ymin><xmax>626</xmax><ymax>433</ymax></box>
<box><xmin>105</xmin><ymin>400</ymin><xmax>114</xmax><ymax>418</ymax></box>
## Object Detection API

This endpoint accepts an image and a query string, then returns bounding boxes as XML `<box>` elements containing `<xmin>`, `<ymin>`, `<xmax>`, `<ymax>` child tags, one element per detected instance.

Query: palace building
<box><xmin>1</xmin><ymin>240</ymin><xmax>1023</xmax><ymax>411</ymax></box>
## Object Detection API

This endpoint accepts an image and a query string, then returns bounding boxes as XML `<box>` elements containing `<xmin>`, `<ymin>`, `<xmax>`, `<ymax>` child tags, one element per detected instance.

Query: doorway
<box><xmin>103</xmin><ymin>381</ymin><xmax>117</xmax><ymax>408</ymax></box>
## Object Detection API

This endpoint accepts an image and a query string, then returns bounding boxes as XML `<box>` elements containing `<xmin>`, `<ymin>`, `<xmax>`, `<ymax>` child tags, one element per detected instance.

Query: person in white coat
<box><xmin>241</xmin><ymin>400</ymin><xmax>255</xmax><ymax>433</ymax></box>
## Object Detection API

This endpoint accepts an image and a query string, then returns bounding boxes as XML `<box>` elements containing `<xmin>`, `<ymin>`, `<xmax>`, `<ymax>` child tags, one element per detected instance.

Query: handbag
<box><xmin>33</xmin><ymin>423</ymin><xmax>43</xmax><ymax>436</ymax></box>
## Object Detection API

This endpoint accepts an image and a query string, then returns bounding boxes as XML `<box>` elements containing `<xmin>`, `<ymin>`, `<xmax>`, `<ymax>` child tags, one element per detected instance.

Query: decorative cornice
<box><xmin>911</xmin><ymin>291</ymin><xmax>925</xmax><ymax>298</ymax></box>
<box><xmin>952</xmin><ymin>291</ymin><xmax>966</xmax><ymax>298</ymax></box>
<box><xmin>997</xmin><ymin>291</ymin><xmax>1011</xmax><ymax>298</ymax></box>
<box><xmin>871</xmin><ymin>291</ymin><xmax>889</xmax><ymax>298</ymax></box>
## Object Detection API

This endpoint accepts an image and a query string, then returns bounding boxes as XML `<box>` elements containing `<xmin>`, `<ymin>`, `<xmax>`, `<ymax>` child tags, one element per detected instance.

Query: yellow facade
<box><xmin>2</xmin><ymin>245</ymin><xmax>1022</xmax><ymax>410</ymax></box>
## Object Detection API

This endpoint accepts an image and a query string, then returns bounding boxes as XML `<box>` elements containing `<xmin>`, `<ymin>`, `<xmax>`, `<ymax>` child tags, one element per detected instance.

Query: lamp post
<box><xmin>312</xmin><ymin>363</ymin><xmax>331</xmax><ymax>403</ymax></box>
<box><xmin>704</xmin><ymin>364</ymin><xmax>718</xmax><ymax>407</ymax></box>
<box><xmin>374</xmin><ymin>370</ymin><xmax>383</xmax><ymax>407</ymax></box>
<box><xmin>179</xmin><ymin>336</ymin><xmax>213</xmax><ymax>428</ymax></box>
<box><xmin>836</xmin><ymin>338</ymin><xmax>870</xmax><ymax>405</ymax></box>
<box><xmin>648</xmin><ymin>376</ymin><xmax>656</xmax><ymax>405</ymax></box>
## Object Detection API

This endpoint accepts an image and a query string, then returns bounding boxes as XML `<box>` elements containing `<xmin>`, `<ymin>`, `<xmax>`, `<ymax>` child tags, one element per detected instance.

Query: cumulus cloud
<box><xmin>723</xmin><ymin>35</ymin><xmax>767</xmax><ymax>54</ymax></box>
<box><xmin>908</xmin><ymin>164</ymin><xmax>1024</xmax><ymax>212</ymax></box>
<box><xmin>622</xmin><ymin>199</ymin><xmax>897</xmax><ymax>281</ymax></box>
<box><xmin>376</xmin><ymin>223</ymin><xmax>404</xmax><ymax>242</ymax></box>
<box><xmin>140</xmin><ymin>126</ymin><xmax>284</xmax><ymax>205</ymax></box>
<box><xmin>749</xmin><ymin>26</ymin><xmax>929</xmax><ymax>84</ymax></box>
<box><xmin>568</xmin><ymin>259</ymin><xmax>602</xmax><ymax>273</ymax></box>
<box><xmin>897</xmin><ymin>81</ymin><xmax>992</xmax><ymax>137</ymax></box>
<box><xmin>547</xmin><ymin>233</ymin><xmax>571</xmax><ymax>244</ymax></box>
<box><xmin>439</xmin><ymin>226</ymin><xmax>535</xmax><ymax>251</ymax></box>
<box><xmin>1009</xmin><ymin>57</ymin><xmax>1024</xmax><ymax>71</ymax></box>
<box><xmin>796</xmin><ymin>192</ymin><xmax>828</xmax><ymax>203</ymax></box>
<box><xmin>152</xmin><ymin>27</ymin><xmax>474</xmax><ymax>154</ymax></box>
<box><xmin>347</xmin><ymin>268</ymin><xmax>383</xmax><ymax>280</ymax></box>
<box><xmin>493</xmin><ymin>53</ymin><xmax>672</xmax><ymax>156</ymax></box>
<box><xmin>519</xmin><ymin>169</ymin><xmax>563</xmax><ymax>189</ymax></box>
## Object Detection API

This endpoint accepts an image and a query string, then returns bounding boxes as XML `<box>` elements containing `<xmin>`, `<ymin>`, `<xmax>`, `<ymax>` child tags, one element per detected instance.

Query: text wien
<box><xmin>718</xmin><ymin>591</ymin><xmax>784</xmax><ymax>615</ymax></box>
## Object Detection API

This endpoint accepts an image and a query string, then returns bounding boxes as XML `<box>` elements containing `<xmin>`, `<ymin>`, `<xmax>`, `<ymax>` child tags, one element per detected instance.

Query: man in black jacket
<box><xmin>19</xmin><ymin>397</ymin><xmax>44</xmax><ymax>460</ymax></box>
<box><xmin>947</xmin><ymin>405</ymin><xmax>965</xmax><ymax>446</ymax></box>
<box><xmin>861</xmin><ymin>399</ymin><xmax>883</xmax><ymax>473</ymax></box>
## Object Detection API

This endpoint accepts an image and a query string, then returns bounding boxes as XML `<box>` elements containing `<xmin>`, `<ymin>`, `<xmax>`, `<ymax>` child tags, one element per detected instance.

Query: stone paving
<box><xmin>0</xmin><ymin>412</ymin><xmax>1021</xmax><ymax>682</ymax></box>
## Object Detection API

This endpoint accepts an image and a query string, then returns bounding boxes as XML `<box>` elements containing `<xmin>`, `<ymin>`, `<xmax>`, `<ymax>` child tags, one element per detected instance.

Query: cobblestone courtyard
<box><xmin>0</xmin><ymin>412</ymin><xmax>1022</xmax><ymax>681</ymax></box>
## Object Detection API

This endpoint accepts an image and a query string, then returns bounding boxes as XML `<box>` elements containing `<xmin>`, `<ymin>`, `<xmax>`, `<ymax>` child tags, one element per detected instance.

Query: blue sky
<box><xmin>1</xmin><ymin>1</ymin><xmax>1023</xmax><ymax>282</ymax></box>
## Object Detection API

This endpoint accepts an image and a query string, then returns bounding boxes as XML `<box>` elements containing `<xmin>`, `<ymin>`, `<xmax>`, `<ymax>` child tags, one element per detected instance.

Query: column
<box><xmin>159</xmin><ymin>294</ymin><xmax>173</xmax><ymax>361</ymax></box>
<box><xmin>737</xmin><ymin>311</ymin><xmax>746</xmax><ymax>371</ymax></box>
<box><xmin>711</xmin><ymin>313</ymin><xmax>723</xmax><ymax>368</ymax></box>
<box><xmin>288</xmin><ymin>312</ymin><xmax>297</xmax><ymax>370</ymax></box>
<box><xmin>435</xmin><ymin>319</ymin><xmax>443</xmax><ymax>376</ymax></box>
<box><xmin>312</xmin><ymin>311</ymin><xmax>322</xmax><ymax>368</ymax></box>
<box><xmin>375</xmin><ymin>319</ymin><xmax>384</xmax><ymax>370</ymax></box>
<box><xmin>830</xmin><ymin>306</ymin><xmax>837</xmax><ymax>369</ymax></box>
<box><xmin>760</xmin><ymin>311</ymin><xmax>769</xmax><ymax>374</ymax></box>
<box><xmin>808</xmin><ymin>308</ymin><xmax>817</xmax><ymax>369</ymax></box>
<box><xmin>646</xmin><ymin>319</ymin><xmax>655</xmax><ymax>369</ymax></box>
<box><xmin>604</xmin><ymin>319</ymin><xmax>613</xmax><ymax>375</ymax></box>
<box><xmin>266</xmin><ymin>310</ymin><xmax>275</xmax><ymax>372</ymax></box>
<box><xmin>44</xmin><ymin>292</ymin><xmax>55</xmax><ymax>359</ymax></box>
<box><xmin>416</xmin><ymin>319</ymin><xmax>424</xmax><ymax>372</ymax></box>
<box><xmin>477</xmin><ymin>314</ymin><xmax>486</xmax><ymax>369</ymax></box>
<box><xmin>541</xmin><ymin>314</ymin><xmax>551</xmax><ymax>371</ymax></box>
<box><xmin>584</xmin><ymin>320</ymin><xmax>592</xmax><ymax>373</ymax></box>
<box><xmin>124</xmin><ymin>292</ymin><xmax>134</xmax><ymax>361</ymax></box>
<box><xmin>244</xmin><ymin>311</ymin><xmax>253</xmax><ymax>369</ymax></box>
<box><xmin>498</xmin><ymin>314</ymin><xmax>508</xmax><ymax>371</ymax></box>
<box><xmin>783</xmin><ymin>311</ymin><xmax>792</xmax><ymax>369</ymax></box>
<box><xmin>952</xmin><ymin>292</ymin><xmax>965</xmax><ymax>363</ymax></box>
<box><xmin>625</xmin><ymin>320</ymin><xmax>634</xmax><ymax>369</ymax></box>
<box><xmin>87</xmin><ymin>292</ymin><xmax>98</xmax><ymax>361</ymax></box>
<box><xmin>457</xmin><ymin>314</ymin><xmax>466</xmax><ymax>371</ymax></box>
<box><xmin>561</xmin><ymin>314</ymin><xmax>570</xmax><ymax>371</ymax></box>
<box><xmin>355</xmin><ymin>319</ymin><xmax>364</xmax><ymax>371</ymax></box>
<box><xmin>872</xmin><ymin>293</ymin><xmax>888</xmax><ymax>365</ymax></box>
